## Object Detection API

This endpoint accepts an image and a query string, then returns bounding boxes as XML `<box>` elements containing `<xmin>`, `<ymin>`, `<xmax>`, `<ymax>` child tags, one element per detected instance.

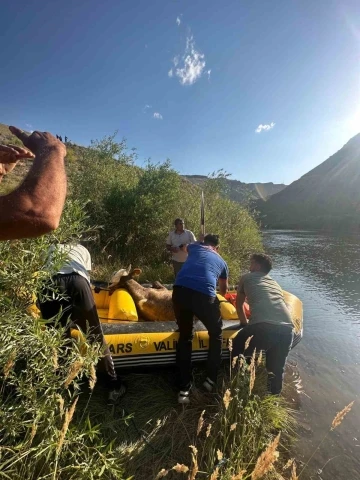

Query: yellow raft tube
<box><xmin>89</xmin><ymin>284</ymin><xmax>303</xmax><ymax>369</ymax></box>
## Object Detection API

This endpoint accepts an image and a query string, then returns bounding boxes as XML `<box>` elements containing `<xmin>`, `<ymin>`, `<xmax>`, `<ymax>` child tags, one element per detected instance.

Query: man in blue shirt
<box><xmin>172</xmin><ymin>234</ymin><xmax>229</xmax><ymax>404</ymax></box>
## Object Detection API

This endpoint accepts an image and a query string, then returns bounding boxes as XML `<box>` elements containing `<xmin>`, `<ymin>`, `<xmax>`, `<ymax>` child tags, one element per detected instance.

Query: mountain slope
<box><xmin>0</xmin><ymin>123</ymin><xmax>286</xmax><ymax>202</ymax></box>
<box><xmin>183</xmin><ymin>175</ymin><xmax>286</xmax><ymax>202</ymax></box>
<box><xmin>257</xmin><ymin>133</ymin><xmax>360</xmax><ymax>230</ymax></box>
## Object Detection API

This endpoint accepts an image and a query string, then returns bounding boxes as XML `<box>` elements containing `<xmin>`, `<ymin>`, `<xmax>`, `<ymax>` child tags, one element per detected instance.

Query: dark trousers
<box><xmin>39</xmin><ymin>273</ymin><xmax>118</xmax><ymax>386</ymax></box>
<box><xmin>233</xmin><ymin>323</ymin><xmax>293</xmax><ymax>395</ymax></box>
<box><xmin>172</xmin><ymin>260</ymin><xmax>184</xmax><ymax>278</ymax></box>
<box><xmin>172</xmin><ymin>286</ymin><xmax>223</xmax><ymax>391</ymax></box>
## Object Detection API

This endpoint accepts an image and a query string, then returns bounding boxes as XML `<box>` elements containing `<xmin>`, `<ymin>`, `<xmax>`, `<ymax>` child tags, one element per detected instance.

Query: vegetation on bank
<box><xmin>66</xmin><ymin>134</ymin><xmax>262</xmax><ymax>282</ymax></box>
<box><xmin>0</xmin><ymin>128</ymin><xmax>262</xmax><ymax>282</ymax></box>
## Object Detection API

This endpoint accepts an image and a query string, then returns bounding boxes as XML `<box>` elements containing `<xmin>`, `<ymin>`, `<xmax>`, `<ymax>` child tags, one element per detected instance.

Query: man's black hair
<box><xmin>174</xmin><ymin>218</ymin><xmax>184</xmax><ymax>225</ymax></box>
<box><xmin>204</xmin><ymin>234</ymin><xmax>220</xmax><ymax>247</ymax></box>
<box><xmin>251</xmin><ymin>253</ymin><xmax>272</xmax><ymax>274</ymax></box>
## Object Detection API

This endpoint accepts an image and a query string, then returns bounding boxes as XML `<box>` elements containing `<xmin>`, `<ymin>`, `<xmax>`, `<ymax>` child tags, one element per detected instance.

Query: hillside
<box><xmin>1</xmin><ymin>123</ymin><xmax>286</xmax><ymax>202</ymax></box>
<box><xmin>257</xmin><ymin>133</ymin><xmax>360</xmax><ymax>230</ymax></box>
<box><xmin>183</xmin><ymin>174</ymin><xmax>286</xmax><ymax>202</ymax></box>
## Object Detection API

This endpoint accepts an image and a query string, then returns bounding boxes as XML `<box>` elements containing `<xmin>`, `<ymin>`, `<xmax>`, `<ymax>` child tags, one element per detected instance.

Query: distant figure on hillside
<box><xmin>233</xmin><ymin>253</ymin><xmax>293</xmax><ymax>395</ymax></box>
<box><xmin>0</xmin><ymin>126</ymin><xmax>67</xmax><ymax>240</ymax></box>
<box><xmin>166</xmin><ymin>218</ymin><xmax>196</xmax><ymax>277</ymax></box>
<box><xmin>59</xmin><ymin>135</ymin><xmax>63</xmax><ymax>142</ymax></box>
<box><xmin>65</xmin><ymin>136</ymin><xmax>68</xmax><ymax>143</ymax></box>
<box><xmin>39</xmin><ymin>242</ymin><xmax>126</xmax><ymax>404</ymax></box>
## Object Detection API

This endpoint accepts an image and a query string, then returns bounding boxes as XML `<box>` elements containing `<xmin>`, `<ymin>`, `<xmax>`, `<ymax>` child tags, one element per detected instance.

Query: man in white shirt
<box><xmin>39</xmin><ymin>243</ymin><xmax>125</xmax><ymax>404</ymax></box>
<box><xmin>166</xmin><ymin>218</ymin><xmax>196</xmax><ymax>277</ymax></box>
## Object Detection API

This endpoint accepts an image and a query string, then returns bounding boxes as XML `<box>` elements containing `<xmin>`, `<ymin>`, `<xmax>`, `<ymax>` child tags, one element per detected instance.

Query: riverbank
<box><xmin>0</xmin><ymin>309</ymin><xmax>296</xmax><ymax>479</ymax></box>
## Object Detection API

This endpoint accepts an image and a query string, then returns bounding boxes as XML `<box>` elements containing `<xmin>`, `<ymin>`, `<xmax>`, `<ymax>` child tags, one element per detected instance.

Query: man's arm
<box><xmin>166</xmin><ymin>244</ymin><xmax>179</xmax><ymax>253</ymax></box>
<box><xmin>218</xmin><ymin>262</ymin><xmax>229</xmax><ymax>296</ymax></box>
<box><xmin>0</xmin><ymin>127</ymin><xmax>67</xmax><ymax>240</ymax></box>
<box><xmin>188</xmin><ymin>231</ymin><xmax>196</xmax><ymax>243</ymax></box>
<box><xmin>218</xmin><ymin>278</ymin><xmax>228</xmax><ymax>296</ymax></box>
<box><xmin>236</xmin><ymin>276</ymin><xmax>248</xmax><ymax>325</ymax></box>
<box><xmin>166</xmin><ymin>233</ymin><xmax>179</xmax><ymax>254</ymax></box>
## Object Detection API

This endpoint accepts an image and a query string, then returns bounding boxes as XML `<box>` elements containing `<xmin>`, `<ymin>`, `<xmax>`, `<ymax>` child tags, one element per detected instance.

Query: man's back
<box><xmin>49</xmin><ymin>243</ymin><xmax>91</xmax><ymax>282</ymax></box>
<box><xmin>239</xmin><ymin>271</ymin><xmax>292</xmax><ymax>326</ymax></box>
<box><xmin>175</xmin><ymin>243</ymin><xmax>228</xmax><ymax>297</ymax></box>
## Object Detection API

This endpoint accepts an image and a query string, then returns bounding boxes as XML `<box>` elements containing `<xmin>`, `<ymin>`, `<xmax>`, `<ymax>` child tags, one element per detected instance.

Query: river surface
<box><xmin>263</xmin><ymin>231</ymin><xmax>360</xmax><ymax>480</ymax></box>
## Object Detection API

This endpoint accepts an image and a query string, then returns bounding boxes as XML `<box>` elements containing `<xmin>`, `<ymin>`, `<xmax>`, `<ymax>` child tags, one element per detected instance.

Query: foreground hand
<box><xmin>0</xmin><ymin>144</ymin><xmax>34</xmax><ymax>163</ymax></box>
<box><xmin>9</xmin><ymin>126</ymin><xmax>66</xmax><ymax>156</ymax></box>
<box><xmin>0</xmin><ymin>144</ymin><xmax>35</xmax><ymax>180</ymax></box>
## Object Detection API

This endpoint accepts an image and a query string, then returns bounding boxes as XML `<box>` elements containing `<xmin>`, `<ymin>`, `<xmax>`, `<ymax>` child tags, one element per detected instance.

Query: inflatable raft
<box><xmin>91</xmin><ymin>284</ymin><xmax>303</xmax><ymax>369</ymax></box>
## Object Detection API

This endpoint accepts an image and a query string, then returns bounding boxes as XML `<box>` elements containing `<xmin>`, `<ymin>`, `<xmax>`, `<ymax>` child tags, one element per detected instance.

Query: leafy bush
<box><xmin>0</xmin><ymin>200</ymin><xmax>127</xmax><ymax>479</ymax></box>
<box><xmin>68</xmin><ymin>135</ymin><xmax>262</xmax><ymax>283</ymax></box>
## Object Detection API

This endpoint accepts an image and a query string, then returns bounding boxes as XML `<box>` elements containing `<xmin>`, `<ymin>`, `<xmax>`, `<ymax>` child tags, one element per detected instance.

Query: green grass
<box><xmin>72</xmin><ymin>356</ymin><xmax>297</xmax><ymax>480</ymax></box>
<box><xmin>0</xmin><ymin>306</ymin><xmax>296</xmax><ymax>480</ymax></box>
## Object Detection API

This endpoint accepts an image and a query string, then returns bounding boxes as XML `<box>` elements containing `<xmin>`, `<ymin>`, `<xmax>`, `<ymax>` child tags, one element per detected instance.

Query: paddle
<box><xmin>201</xmin><ymin>190</ymin><xmax>205</xmax><ymax>238</ymax></box>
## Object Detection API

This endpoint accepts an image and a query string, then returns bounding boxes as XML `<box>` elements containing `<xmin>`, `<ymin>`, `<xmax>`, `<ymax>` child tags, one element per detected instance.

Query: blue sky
<box><xmin>1</xmin><ymin>0</ymin><xmax>359</xmax><ymax>184</ymax></box>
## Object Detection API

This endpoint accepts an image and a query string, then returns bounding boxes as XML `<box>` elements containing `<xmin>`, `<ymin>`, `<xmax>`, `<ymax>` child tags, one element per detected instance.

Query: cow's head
<box><xmin>109</xmin><ymin>266</ymin><xmax>142</xmax><ymax>292</ymax></box>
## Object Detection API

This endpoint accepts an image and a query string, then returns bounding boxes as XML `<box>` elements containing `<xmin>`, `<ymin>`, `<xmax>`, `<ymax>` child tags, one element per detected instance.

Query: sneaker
<box><xmin>203</xmin><ymin>377</ymin><xmax>216</xmax><ymax>392</ymax></box>
<box><xmin>178</xmin><ymin>390</ymin><xmax>191</xmax><ymax>405</ymax></box>
<box><xmin>107</xmin><ymin>383</ymin><xmax>127</xmax><ymax>405</ymax></box>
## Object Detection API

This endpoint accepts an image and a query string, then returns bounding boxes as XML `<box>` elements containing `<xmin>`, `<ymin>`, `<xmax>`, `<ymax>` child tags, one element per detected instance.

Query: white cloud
<box><xmin>176</xmin><ymin>16</ymin><xmax>181</xmax><ymax>26</ymax></box>
<box><xmin>255</xmin><ymin>122</ymin><xmax>275</xmax><ymax>133</ymax></box>
<box><xmin>143</xmin><ymin>104</ymin><xmax>152</xmax><ymax>113</ymax></box>
<box><xmin>153</xmin><ymin>112</ymin><xmax>163</xmax><ymax>120</ymax></box>
<box><xmin>168</xmin><ymin>68</ymin><xmax>173</xmax><ymax>78</ymax></box>
<box><xmin>170</xmin><ymin>35</ymin><xmax>206</xmax><ymax>86</ymax></box>
<box><xmin>25</xmin><ymin>123</ymin><xmax>33</xmax><ymax>132</ymax></box>
<box><xmin>207</xmin><ymin>69</ymin><xmax>211</xmax><ymax>81</ymax></box>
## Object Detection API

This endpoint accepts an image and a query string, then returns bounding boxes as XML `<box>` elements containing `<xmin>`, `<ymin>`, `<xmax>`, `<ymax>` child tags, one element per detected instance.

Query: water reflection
<box><xmin>263</xmin><ymin>231</ymin><xmax>360</xmax><ymax>480</ymax></box>
<box><xmin>264</xmin><ymin>231</ymin><xmax>360</xmax><ymax>322</ymax></box>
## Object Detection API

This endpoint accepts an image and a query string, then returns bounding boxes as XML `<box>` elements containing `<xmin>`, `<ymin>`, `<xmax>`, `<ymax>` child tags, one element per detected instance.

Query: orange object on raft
<box><xmin>224</xmin><ymin>293</ymin><xmax>250</xmax><ymax>317</ymax></box>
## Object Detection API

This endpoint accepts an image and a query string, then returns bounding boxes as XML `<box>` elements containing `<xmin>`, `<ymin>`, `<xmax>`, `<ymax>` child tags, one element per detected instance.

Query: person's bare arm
<box><xmin>236</xmin><ymin>277</ymin><xmax>248</xmax><ymax>325</ymax></box>
<box><xmin>166</xmin><ymin>243</ymin><xmax>179</xmax><ymax>253</ymax></box>
<box><xmin>218</xmin><ymin>278</ymin><xmax>228</xmax><ymax>296</ymax></box>
<box><xmin>0</xmin><ymin>127</ymin><xmax>67</xmax><ymax>240</ymax></box>
<box><xmin>236</xmin><ymin>292</ymin><xmax>248</xmax><ymax>325</ymax></box>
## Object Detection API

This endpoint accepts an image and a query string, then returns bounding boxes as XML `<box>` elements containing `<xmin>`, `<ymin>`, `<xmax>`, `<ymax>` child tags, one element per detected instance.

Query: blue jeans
<box><xmin>233</xmin><ymin>323</ymin><xmax>293</xmax><ymax>394</ymax></box>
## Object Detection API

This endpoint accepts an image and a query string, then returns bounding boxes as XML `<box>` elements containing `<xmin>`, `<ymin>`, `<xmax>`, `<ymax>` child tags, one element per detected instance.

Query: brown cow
<box><xmin>109</xmin><ymin>267</ymin><xmax>175</xmax><ymax>322</ymax></box>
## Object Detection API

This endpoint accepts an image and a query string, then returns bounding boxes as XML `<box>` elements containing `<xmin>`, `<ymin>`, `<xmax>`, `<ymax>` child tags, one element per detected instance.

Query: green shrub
<box><xmin>68</xmin><ymin>135</ymin><xmax>262</xmax><ymax>283</ymax></box>
<box><xmin>0</xmin><ymin>199</ymin><xmax>127</xmax><ymax>479</ymax></box>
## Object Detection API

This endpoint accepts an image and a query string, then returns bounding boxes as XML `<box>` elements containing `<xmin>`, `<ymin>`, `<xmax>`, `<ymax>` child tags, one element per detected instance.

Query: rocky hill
<box><xmin>257</xmin><ymin>133</ymin><xmax>360</xmax><ymax>230</ymax></box>
<box><xmin>183</xmin><ymin>175</ymin><xmax>286</xmax><ymax>203</ymax></box>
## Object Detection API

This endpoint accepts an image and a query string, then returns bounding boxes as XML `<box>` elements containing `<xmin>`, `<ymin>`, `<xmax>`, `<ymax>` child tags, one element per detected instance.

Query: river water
<box><xmin>264</xmin><ymin>231</ymin><xmax>360</xmax><ymax>480</ymax></box>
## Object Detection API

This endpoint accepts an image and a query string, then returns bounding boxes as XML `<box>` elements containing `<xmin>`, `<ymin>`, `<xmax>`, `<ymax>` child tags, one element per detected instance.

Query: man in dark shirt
<box><xmin>172</xmin><ymin>234</ymin><xmax>229</xmax><ymax>404</ymax></box>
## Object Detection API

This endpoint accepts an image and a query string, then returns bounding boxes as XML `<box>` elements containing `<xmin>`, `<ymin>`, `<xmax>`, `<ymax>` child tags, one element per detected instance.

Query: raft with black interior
<box><xmin>89</xmin><ymin>283</ymin><xmax>303</xmax><ymax>368</ymax></box>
